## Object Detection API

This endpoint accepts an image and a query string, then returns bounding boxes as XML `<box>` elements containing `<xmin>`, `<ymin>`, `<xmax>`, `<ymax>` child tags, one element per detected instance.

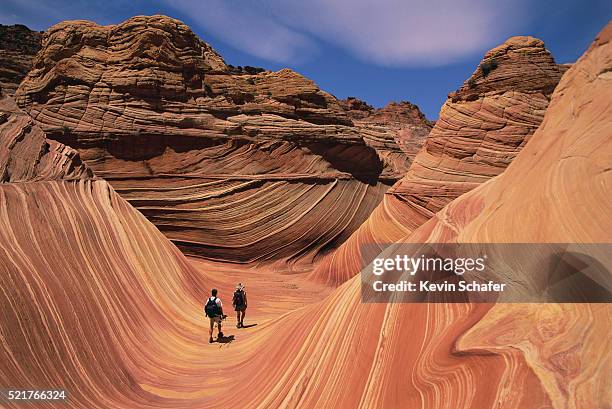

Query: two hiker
<box><xmin>204</xmin><ymin>283</ymin><xmax>248</xmax><ymax>343</ymax></box>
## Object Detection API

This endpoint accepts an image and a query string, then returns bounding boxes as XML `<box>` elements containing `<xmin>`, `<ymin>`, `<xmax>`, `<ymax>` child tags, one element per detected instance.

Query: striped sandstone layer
<box><xmin>403</xmin><ymin>23</ymin><xmax>612</xmax><ymax>408</ymax></box>
<box><xmin>0</xmin><ymin>96</ymin><xmax>92</xmax><ymax>182</ymax></box>
<box><xmin>14</xmin><ymin>15</ymin><xmax>426</xmax><ymax>265</ymax></box>
<box><xmin>312</xmin><ymin>35</ymin><xmax>568</xmax><ymax>285</ymax></box>
<box><xmin>219</xmin><ymin>23</ymin><xmax>611</xmax><ymax>408</ymax></box>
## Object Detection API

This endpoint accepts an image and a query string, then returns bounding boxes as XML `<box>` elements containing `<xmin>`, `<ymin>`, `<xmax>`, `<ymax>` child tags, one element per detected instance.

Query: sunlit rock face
<box><xmin>0</xmin><ymin>97</ymin><xmax>92</xmax><ymax>182</ymax></box>
<box><xmin>0</xmin><ymin>177</ymin><xmax>213</xmax><ymax>409</ymax></box>
<box><xmin>252</xmin><ymin>24</ymin><xmax>610</xmax><ymax>408</ymax></box>
<box><xmin>0</xmin><ymin>24</ymin><xmax>42</xmax><ymax>96</ymax></box>
<box><xmin>14</xmin><ymin>15</ymin><xmax>427</xmax><ymax>265</ymax></box>
<box><xmin>340</xmin><ymin>97</ymin><xmax>434</xmax><ymax>174</ymax></box>
<box><xmin>311</xmin><ymin>35</ymin><xmax>568</xmax><ymax>285</ymax></box>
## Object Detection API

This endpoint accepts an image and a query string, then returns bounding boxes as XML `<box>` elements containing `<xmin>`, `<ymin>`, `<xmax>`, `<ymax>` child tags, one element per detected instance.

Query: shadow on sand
<box><xmin>216</xmin><ymin>335</ymin><xmax>235</xmax><ymax>344</ymax></box>
<box><xmin>241</xmin><ymin>323</ymin><xmax>258</xmax><ymax>329</ymax></box>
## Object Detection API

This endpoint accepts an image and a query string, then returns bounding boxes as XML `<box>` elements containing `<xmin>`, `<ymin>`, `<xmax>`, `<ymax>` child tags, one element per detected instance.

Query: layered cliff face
<box><xmin>397</xmin><ymin>36</ymin><xmax>565</xmax><ymax>214</ymax></box>
<box><xmin>340</xmin><ymin>97</ymin><xmax>433</xmax><ymax>173</ymax></box>
<box><xmin>14</xmin><ymin>15</ymin><xmax>421</xmax><ymax>264</ymax></box>
<box><xmin>312</xmin><ymin>35</ymin><xmax>567</xmax><ymax>285</ymax></box>
<box><xmin>1</xmin><ymin>84</ymin><xmax>212</xmax><ymax>407</ymax></box>
<box><xmin>0</xmin><ymin>96</ymin><xmax>92</xmax><ymax>182</ymax></box>
<box><xmin>340</xmin><ymin>97</ymin><xmax>434</xmax><ymax>129</ymax></box>
<box><xmin>0</xmin><ymin>24</ymin><xmax>42</xmax><ymax>96</ymax></box>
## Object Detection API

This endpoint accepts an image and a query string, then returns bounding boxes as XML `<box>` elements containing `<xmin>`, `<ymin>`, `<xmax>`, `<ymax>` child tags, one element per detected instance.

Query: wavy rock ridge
<box><xmin>224</xmin><ymin>23</ymin><xmax>611</xmax><ymax>408</ymax></box>
<box><xmin>15</xmin><ymin>15</ymin><xmax>429</xmax><ymax>264</ymax></box>
<box><xmin>0</xmin><ymin>178</ymin><xmax>219</xmax><ymax>408</ymax></box>
<box><xmin>0</xmin><ymin>96</ymin><xmax>92</xmax><ymax>182</ymax></box>
<box><xmin>312</xmin><ymin>35</ymin><xmax>568</xmax><ymax>284</ymax></box>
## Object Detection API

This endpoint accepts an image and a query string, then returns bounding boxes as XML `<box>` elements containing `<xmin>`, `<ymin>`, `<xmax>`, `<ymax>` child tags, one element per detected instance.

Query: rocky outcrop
<box><xmin>0</xmin><ymin>96</ymin><xmax>92</xmax><ymax>182</ymax></box>
<box><xmin>392</xmin><ymin>35</ymin><xmax>567</xmax><ymax>222</ymax></box>
<box><xmin>311</xmin><ymin>35</ymin><xmax>568</xmax><ymax>284</ymax></box>
<box><xmin>238</xmin><ymin>24</ymin><xmax>611</xmax><ymax>408</ymax></box>
<box><xmin>14</xmin><ymin>15</ymin><xmax>422</xmax><ymax>264</ymax></box>
<box><xmin>0</xmin><ymin>24</ymin><xmax>42</xmax><ymax>96</ymax></box>
<box><xmin>340</xmin><ymin>97</ymin><xmax>433</xmax><ymax>127</ymax></box>
<box><xmin>340</xmin><ymin>97</ymin><xmax>433</xmax><ymax>164</ymax></box>
<box><xmin>400</xmin><ymin>24</ymin><xmax>611</xmax><ymax>408</ymax></box>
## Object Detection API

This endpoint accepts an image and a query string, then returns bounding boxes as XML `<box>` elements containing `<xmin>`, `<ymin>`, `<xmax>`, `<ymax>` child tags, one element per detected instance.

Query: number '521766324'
<box><xmin>1</xmin><ymin>389</ymin><xmax>67</xmax><ymax>401</ymax></box>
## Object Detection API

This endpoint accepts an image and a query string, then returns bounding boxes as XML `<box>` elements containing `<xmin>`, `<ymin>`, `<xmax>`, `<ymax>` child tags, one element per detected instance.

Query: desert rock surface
<box><xmin>214</xmin><ymin>23</ymin><xmax>611</xmax><ymax>408</ymax></box>
<box><xmin>312</xmin><ymin>35</ymin><xmax>569</xmax><ymax>284</ymax></box>
<box><xmin>0</xmin><ymin>13</ymin><xmax>609</xmax><ymax>409</ymax></box>
<box><xmin>340</xmin><ymin>97</ymin><xmax>433</xmax><ymax>172</ymax></box>
<box><xmin>15</xmin><ymin>15</ymin><xmax>429</xmax><ymax>265</ymax></box>
<box><xmin>0</xmin><ymin>96</ymin><xmax>91</xmax><ymax>182</ymax></box>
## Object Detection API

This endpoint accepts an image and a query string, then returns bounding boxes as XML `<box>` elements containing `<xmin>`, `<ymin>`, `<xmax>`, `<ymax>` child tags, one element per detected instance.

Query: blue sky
<box><xmin>1</xmin><ymin>0</ymin><xmax>610</xmax><ymax>119</ymax></box>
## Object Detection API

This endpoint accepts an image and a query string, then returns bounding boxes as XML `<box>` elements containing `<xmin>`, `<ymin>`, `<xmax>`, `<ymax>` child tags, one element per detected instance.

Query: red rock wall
<box><xmin>14</xmin><ymin>16</ymin><xmax>424</xmax><ymax>265</ymax></box>
<box><xmin>311</xmin><ymin>35</ymin><xmax>567</xmax><ymax>285</ymax></box>
<box><xmin>229</xmin><ymin>24</ymin><xmax>611</xmax><ymax>407</ymax></box>
<box><xmin>0</xmin><ymin>97</ymin><xmax>92</xmax><ymax>182</ymax></box>
<box><xmin>341</xmin><ymin>98</ymin><xmax>434</xmax><ymax>181</ymax></box>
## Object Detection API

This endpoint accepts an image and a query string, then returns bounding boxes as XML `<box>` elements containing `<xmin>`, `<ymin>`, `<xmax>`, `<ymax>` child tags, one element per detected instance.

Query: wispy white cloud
<box><xmin>165</xmin><ymin>0</ymin><xmax>527</xmax><ymax>67</ymax></box>
<box><xmin>270</xmin><ymin>0</ymin><xmax>526</xmax><ymax>66</ymax></box>
<box><xmin>166</xmin><ymin>0</ymin><xmax>317</xmax><ymax>63</ymax></box>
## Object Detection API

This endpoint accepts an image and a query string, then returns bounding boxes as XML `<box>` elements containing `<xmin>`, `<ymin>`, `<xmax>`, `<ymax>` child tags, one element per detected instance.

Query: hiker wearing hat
<box><xmin>232</xmin><ymin>283</ymin><xmax>248</xmax><ymax>328</ymax></box>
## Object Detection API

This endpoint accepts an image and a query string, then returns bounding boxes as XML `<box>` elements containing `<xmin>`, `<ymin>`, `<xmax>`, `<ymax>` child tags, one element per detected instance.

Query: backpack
<box><xmin>233</xmin><ymin>290</ymin><xmax>244</xmax><ymax>307</ymax></box>
<box><xmin>205</xmin><ymin>297</ymin><xmax>220</xmax><ymax>317</ymax></box>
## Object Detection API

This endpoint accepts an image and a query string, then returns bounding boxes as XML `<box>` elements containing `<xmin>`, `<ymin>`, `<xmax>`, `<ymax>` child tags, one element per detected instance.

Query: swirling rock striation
<box><xmin>14</xmin><ymin>15</ymin><xmax>422</xmax><ymax>264</ymax></box>
<box><xmin>398</xmin><ymin>23</ymin><xmax>612</xmax><ymax>408</ymax></box>
<box><xmin>230</xmin><ymin>23</ymin><xmax>612</xmax><ymax>408</ymax></box>
<box><xmin>312</xmin><ymin>35</ymin><xmax>568</xmax><ymax>285</ymax></box>
<box><xmin>0</xmin><ymin>24</ymin><xmax>42</xmax><ymax>96</ymax></box>
<box><xmin>0</xmin><ymin>178</ymin><xmax>218</xmax><ymax>409</ymax></box>
<box><xmin>0</xmin><ymin>96</ymin><xmax>92</xmax><ymax>182</ymax></box>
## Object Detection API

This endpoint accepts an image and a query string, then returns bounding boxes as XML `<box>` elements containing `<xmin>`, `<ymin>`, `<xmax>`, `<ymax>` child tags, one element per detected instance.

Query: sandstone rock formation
<box><xmin>0</xmin><ymin>22</ymin><xmax>608</xmax><ymax>409</ymax></box>
<box><xmin>0</xmin><ymin>96</ymin><xmax>92</xmax><ymax>182</ymax></box>
<box><xmin>0</xmin><ymin>177</ymin><xmax>216</xmax><ymax>408</ymax></box>
<box><xmin>0</xmin><ymin>24</ymin><xmax>42</xmax><ymax>96</ymax></box>
<box><xmin>340</xmin><ymin>97</ymin><xmax>433</xmax><ymax>129</ymax></box>
<box><xmin>312</xmin><ymin>35</ymin><xmax>568</xmax><ymax>285</ymax></box>
<box><xmin>219</xmin><ymin>23</ymin><xmax>611</xmax><ymax>407</ymax></box>
<box><xmin>398</xmin><ymin>23</ymin><xmax>611</xmax><ymax>407</ymax></box>
<box><xmin>340</xmin><ymin>97</ymin><xmax>433</xmax><ymax>173</ymax></box>
<box><xmin>14</xmin><ymin>15</ymin><xmax>424</xmax><ymax>264</ymax></box>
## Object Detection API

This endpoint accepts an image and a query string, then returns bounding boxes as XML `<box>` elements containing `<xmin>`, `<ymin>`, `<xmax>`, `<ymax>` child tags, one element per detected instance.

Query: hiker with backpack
<box><xmin>233</xmin><ymin>283</ymin><xmax>248</xmax><ymax>328</ymax></box>
<box><xmin>204</xmin><ymin>288</ymin><xmax>225</xmax><ymax>343</ymax></box>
